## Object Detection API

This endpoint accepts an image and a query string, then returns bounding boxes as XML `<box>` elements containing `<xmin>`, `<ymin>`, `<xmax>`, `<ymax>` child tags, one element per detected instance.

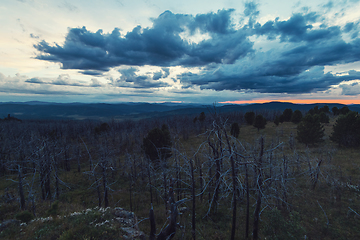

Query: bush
<box><xmin>296</xmin><ymin>114</ymin><xmax>324</xmax><ymax>146</ymax></box>
<box><xmin>282</xmin><ymin>109</ymin><xmax>293</xmax><ymax>122</ymax></box>
<box><xmin>198</xmin><ymin>112</ymin><xmax>206</xmax><ymax>123</ymax></box>
<box><xmin>244</xmin><ymin>112</ymin><xmax>255</xmax><ymax>125</ymax></box>
<box><xmin>253</xmin><ymin>114</ymin><xmax>267</xmax><ymax>131</ymax></box>
<box><xmin>47</xmin><ymin>200</ymin><xmax>59</xmax><ymax>217</ymax></box>
<box><xmin>15</xmin><ymin>210</ymin><xmax>34</xmax><ymax>223</ymax></box>
<box><xmin>340</xmin><ymin>106</ymin><xmax>350</xmax><ymax>115</ymax></box>
<box><xmin>320</xmin><ymin>105</ymin><xmax>329</xmax><ymax>113</ymax></box>
<box><xmin>330</xmin><ymin>111</ymin><xmax>360</xmax><ymax>147</ymax></box>
<box><xmin>318</xmin><ymin>112</ymin><xmax>329</xmax><ymax>123</ymax></box>
<box><xmin>143</xmin><ymin>124</ymin><xmax>172</xmax><ymax>162</ymax></box>
<box><xmin>291</xmin><ymin>110</ymin><xmax>302</xmax><ymax>124</ymax></box>
<box><xmin>332</xmin><ymin>106</ymin><xmax>340</xmax><ymax>116</ymax></box>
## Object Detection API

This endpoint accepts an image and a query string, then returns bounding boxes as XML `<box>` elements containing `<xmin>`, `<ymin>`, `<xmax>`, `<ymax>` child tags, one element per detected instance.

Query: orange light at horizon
<box><xmin>221</xmin><ymin>99</ymin><xmax>360</xmax><ymax>105</ymax></box>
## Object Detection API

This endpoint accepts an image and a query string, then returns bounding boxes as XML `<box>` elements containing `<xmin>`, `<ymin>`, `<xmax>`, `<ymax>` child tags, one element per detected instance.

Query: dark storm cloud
<box><xmin>190</xmin><ymin>9</ymin><xmax>235</xmax><ymax>34</ymax></box>
<box><xmin>34</xmin><ymin>9</ymin><xmax>253</xmax><ymax>70</ymax></box>
<box><xmin>177</xmin><ymin>6</ymin><xmax>360</xmax><ymax>94</ymax></box>
<box><xmin>244</xmin><ymin>1</ymin><xmax>259</xmax><ymax>27</ymax></box>
<box><xmin>113</xmin><ymin>67</ymin><xmax>169</xmax><ymax>89</ymax></box>
<box><xmin>179</xmin><ymin>66</ymin><xmax>360</xmax><ymax>94</ymax></box>
<box><xmin>33</xmin><ymin>3</ymin><xmax>360</xmax><ymax>95</ymax></box>
<box><xmin>253</xmin><ymin>12</ymin><xmax>342</xmax><ymax>42</ymax></box>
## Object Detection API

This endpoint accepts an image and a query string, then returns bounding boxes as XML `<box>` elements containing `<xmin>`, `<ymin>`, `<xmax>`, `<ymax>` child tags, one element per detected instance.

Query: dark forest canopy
<box><xmin>0</xmin><ymin>101</ymin><xmax>359</xmax><ymax>120</ymax></box>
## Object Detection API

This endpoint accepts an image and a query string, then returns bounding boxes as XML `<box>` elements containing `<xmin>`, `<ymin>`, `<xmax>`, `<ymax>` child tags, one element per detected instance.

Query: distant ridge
<box><xmin>0</xmin><ymin>101</ymin><xmax>359</xmax><ymax>120</ymax></box>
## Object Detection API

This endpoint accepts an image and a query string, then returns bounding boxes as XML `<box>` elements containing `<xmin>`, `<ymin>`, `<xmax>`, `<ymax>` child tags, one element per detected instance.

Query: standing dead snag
<box><xmin>253</xmin><ymin>137</ymin><xmax>264</xmax><ymax>240</ymax></box>
<box><xmin>18</xmin><ymin>165</ymin><xmax>26</xmax><ymax>210</ymax></box>
<box><xmin>245</xmin><ymin>163</ymin><xmax>250</xmax><ymax>239</ymax></box>
<box><xmin>149</xmin><ymin>192</ymin><xmax>187</xmax><ymax>240</ymax></box>
<box><xmin>149</xmin><ymin>205</ymin><xmax>156</xmax><ymax>240</ymax></box>
<box><xmin>312</xmin><ymin>159</ymin><xmax>323</xmax><ymax>190</ymax></box>
<box><xmin>190</xmin><ymin>158</ymin><xmax>196</xmax><ymax>240</ymax></box>
<box><xmin>223</xmin><ymin>126</ymin><xmax>238</xmax><ymax>240</ymax></box>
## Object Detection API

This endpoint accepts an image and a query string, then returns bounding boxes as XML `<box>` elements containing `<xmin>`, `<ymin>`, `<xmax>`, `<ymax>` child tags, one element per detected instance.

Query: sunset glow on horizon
<box><xmin>221</xmin><ymin>99</ymin><xmax>360</xmax><ymax>105</ymax></box>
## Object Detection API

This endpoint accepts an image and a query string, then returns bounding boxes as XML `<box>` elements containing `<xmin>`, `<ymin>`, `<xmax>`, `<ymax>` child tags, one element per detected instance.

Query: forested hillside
<box><xmin>1</xmin><ymin>101</ymin><xmax>359</xmax><ymax>120</ymax></box>
<box><xmin>1</xmin><ymin>106</ymin><xmax>360</xmax><ymax>239</ymax></box>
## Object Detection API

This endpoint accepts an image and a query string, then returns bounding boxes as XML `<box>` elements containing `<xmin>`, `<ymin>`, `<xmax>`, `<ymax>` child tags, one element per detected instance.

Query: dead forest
<box><xmin>1</xmin><ymin>107</ymin><xmax>360</xmax><ymax>239</ymax></box>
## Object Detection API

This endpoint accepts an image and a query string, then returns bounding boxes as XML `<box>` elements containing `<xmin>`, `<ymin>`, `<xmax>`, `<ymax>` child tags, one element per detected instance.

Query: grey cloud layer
<box><xmin>34</xmin><ymin>3</ymin><xmax>360</xmax><ymax>95</ymax></box>
<box><xmin>25</xmin><ymin>74</ymin><xmax>102</xmax><ymax>87</ymax></box>
<box><xmin>0</xmin><ymin>73</ymin><xmax>87</xmax><ymax>96</ymax></box>
<box><xmin>179</xmin><ymin>9</ymin><xmax>360</xmax><ymax>93</ymax></box>
<box><xmin>112</xmin><ymin>68</ymin><xmax>169</xmax><ymax>88</ymax></box>
<box><xmin>34</xmin><ymin>9</ymin><xmax>252</xmax><ymax>70</ymax></box>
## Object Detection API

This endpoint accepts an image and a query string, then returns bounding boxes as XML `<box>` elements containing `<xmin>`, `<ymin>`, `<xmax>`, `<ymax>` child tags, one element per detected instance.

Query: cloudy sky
<box><xmin>1</xmin><ymin>0</ymin><xmax>360</xmax><ymax>104</ymax></box>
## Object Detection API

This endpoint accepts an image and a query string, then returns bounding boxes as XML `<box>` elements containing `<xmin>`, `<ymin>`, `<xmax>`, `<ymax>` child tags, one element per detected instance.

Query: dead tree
<box><xmin>253</xmin><ymin>137</ymin><xmax>264</xmax><ymax>240</ymax></box>
<box><xmin>149</xmin><ymin>195</ymin><xmax>187</xmax><ymax>240</ymax></box>
<box><xmin>18</xmin><ymin>165</ymin><xmax>26</xmax><ymax>210</ymax></box>
<box><xmin>190</xmin><ymin>158</ymin><xmax>196</xmax><ymax>240</ymax></box>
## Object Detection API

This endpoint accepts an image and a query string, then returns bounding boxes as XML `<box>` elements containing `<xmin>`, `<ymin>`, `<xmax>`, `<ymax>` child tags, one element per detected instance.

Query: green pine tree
<box><xmin>253</xmin><ymin>114</ymin><xmax>267</xmax><ymax>132</ymax></box>
<box><xmin>330</xmin><ymin>111</ymin><xmax>360</xmax><ymax>147</ymax></box>
<box><xmin>296</xmin><ymin>114</ymin><xmax>324</xmax><ymax>146</ymax></box>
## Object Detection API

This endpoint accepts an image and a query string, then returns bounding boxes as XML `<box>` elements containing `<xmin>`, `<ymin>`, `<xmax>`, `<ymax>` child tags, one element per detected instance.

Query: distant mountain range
<box><xmin>0</xmin><ymin>101</ymin><xmax>359</xmax><ymax>121</ymax></box>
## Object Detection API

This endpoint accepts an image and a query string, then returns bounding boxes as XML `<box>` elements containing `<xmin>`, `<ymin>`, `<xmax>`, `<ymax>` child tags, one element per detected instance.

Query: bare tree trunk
<box><xmin>208</xmin><ymin>148</ymin><xmax>212</xmax><ymax>204</ymax></box>
<box><xmin>224</xmin><ymin>128</ymin><xmax>237</xmax><ymax>240</ymax></box>
<box><xmin>162</xmin><ymin>159</ymin><xmax>168</xmax><ymax>210</ymax></box>
<box><xmin>230</xmin><ymin>150</ymin><xmax>237</xmax><ymax>239</ymax></box>
<box><xmin>55</xmin><ymin>163</ymin><xmax>60</xmax><ymax>200</ymax></box>
<box><xmin>157</xmin><ymin>198</ymin><xmax>183</xmax><ymax>240</ymax></box>
<box><xmin>39</xmin><ymin>157</ymin><xmax>46</xmax><ymax>200</ymax></box>
<box><xmin>18</xmin><ymin>165</ymin><xmax>26</xmax><ymax>210</ymax></box>
<box><xmin>76</xmin><ymin>146</ymin><xmax>81</xmax><ymax>173</ymax></box>
<box><xmin>149</xmin><ymin>206</ymin><xmax>156</xmax><ymax>240</ymax></box>
<box><xmin>44</xmin><ymin>154</ymin><xmax>52</xmax><ymax>200</ymax></box>
<box><xmin>245</xmin><ymin>163</ymin><xmax>250</xmax><ymax>239</ymax></box>
<box><xmin>208</xmin><ymin>137</ymin><xmax>220</xmax><ymax>213</ymax></box>
<box><xmin>95</xmin><ymin>172</ymin><xmax>102</xmax><ymax>208</ymax></box>
<box><xmin>312</xmin><ymin>159</ymin><xmax>323</xmax><ymax>190</ymax></box>
<box><xmin>197</xmin><ymin>157</ymin><xmax>203</xmax><ymax>203</ymax></box>
<box><xmin>282</xmin><ymin>155</ymin><xmax>288</xmax><ymax>208</ymax></box>
<box><xmin>253</xmin><ymin>137</ymin><xmax>264</xmax><ymax>240</ymax></box>
<box><xmin>190</xmin><ymin>158</ymin><xmax>196</xmax><ymax>240</ymax></box>
<box><xmin>148</xmin><ymin>158</ymin><xmax>153</xmax><ymax>204</ymax></box>
<box><xmin>102</xmin><ymin>161</ymin><xmax>109</xmax><ymax>208</ymax></box>
<box><xmin>129</xmin><ymin>164</ymin><xmax>133</xmax><ymax>212</ymax></box>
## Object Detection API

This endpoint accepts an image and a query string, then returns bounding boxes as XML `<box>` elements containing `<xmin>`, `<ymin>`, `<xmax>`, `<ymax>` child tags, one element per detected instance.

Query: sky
<box><xmin>1</xmin><ymin>0</ymin><xmax>360</xmax><ymax>104</ymax></box>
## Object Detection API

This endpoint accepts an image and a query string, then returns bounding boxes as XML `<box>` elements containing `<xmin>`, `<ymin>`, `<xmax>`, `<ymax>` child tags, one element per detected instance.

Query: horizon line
<box><xmin>220</xmin><ymin>99</ymin><xmax>360</xmax><ymax>105</ymax></box>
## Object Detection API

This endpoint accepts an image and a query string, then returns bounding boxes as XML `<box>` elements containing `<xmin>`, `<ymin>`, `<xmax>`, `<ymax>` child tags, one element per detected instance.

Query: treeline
<box><xmin>240</xmin><ymin>105</ymin><xmax>360</xmax><ymax>147</ymax></box>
